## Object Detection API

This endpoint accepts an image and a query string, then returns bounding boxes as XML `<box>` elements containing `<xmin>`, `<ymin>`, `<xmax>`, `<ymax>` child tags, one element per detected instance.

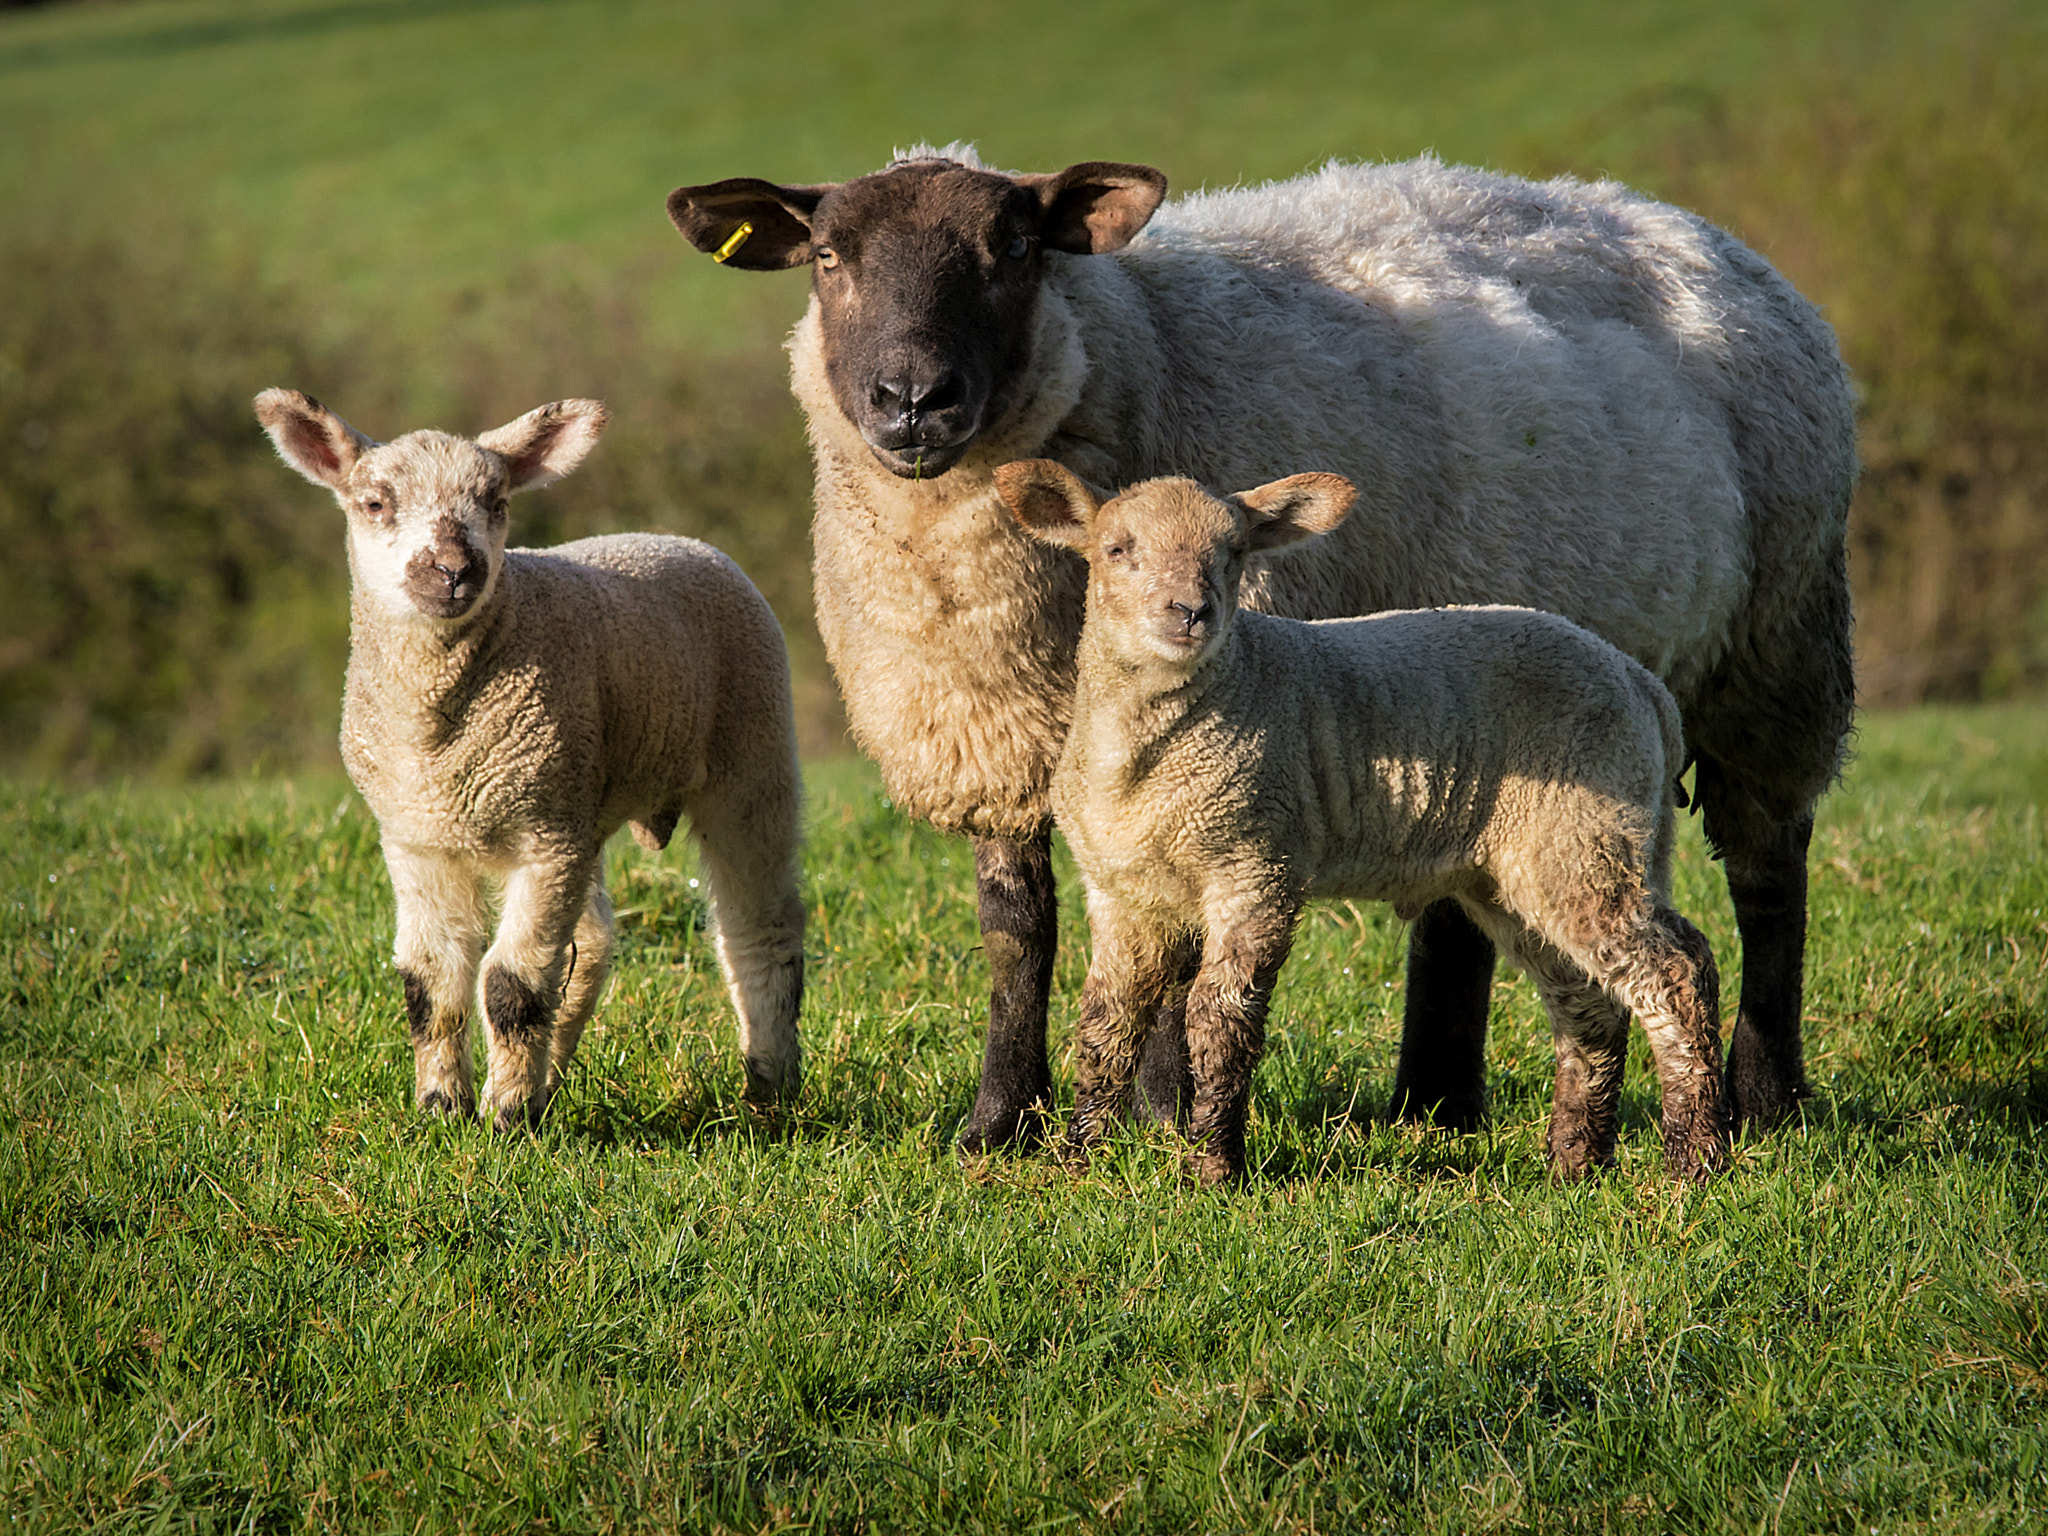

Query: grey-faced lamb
<box><xmin>994</xmin><ymin>459</ymin><xmax>1728</xmax><ymax>1186</ymax></box>
<box><xmin>667</xmin><ymin>146</ymin><xmax>1852</xmax><ymax>1151</ymax></box>
<box><xmin>255</xmin><ymin>388</ymin><xmax>805</xmax><ymax>1129</ymax></box>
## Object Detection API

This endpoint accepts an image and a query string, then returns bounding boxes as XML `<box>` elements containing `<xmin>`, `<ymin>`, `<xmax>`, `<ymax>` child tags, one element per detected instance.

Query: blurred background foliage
<box><xmin>1</xmin><ymin>0</ymin><xmax>2043</xmax><ymax>776</ymax></box>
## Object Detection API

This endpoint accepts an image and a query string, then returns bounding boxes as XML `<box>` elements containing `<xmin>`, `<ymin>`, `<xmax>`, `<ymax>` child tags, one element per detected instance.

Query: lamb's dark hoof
<box><xmin>488</xmin><ymin>1092</ymin><xmax>550</xmax><ymax>1134</ymax></box>
<box><xmin>416</xmin><ymin>1089</ymin><xmax>474</xmax><ymax>1118</ymax></box>
<box><xmin>957</xmin><ymin>1079</ymin><xmax>1053</xmax><ymax>1153</ymax></box>
<box><xmin>1386</xmin><ymin>1083</ymin><xmax>1488</xmax><ymax>1132</ymax></box>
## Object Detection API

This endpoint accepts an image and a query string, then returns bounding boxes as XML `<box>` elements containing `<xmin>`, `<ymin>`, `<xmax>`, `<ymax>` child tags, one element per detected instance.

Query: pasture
<box><xmin>4</xmin><ymin>704</ymin><xmax>2045</xmax><ymax>1531</ymax></box>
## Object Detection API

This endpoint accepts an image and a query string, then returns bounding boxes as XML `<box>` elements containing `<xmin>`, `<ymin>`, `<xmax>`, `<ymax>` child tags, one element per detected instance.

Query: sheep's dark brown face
<box><xmin>669</xmin><ymin>157</ymin><xmax>1167</xmax><ymax>479</ymax></box>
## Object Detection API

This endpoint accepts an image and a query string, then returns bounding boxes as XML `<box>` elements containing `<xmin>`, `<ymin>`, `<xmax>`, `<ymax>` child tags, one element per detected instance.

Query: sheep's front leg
<box><xmin>1065</xmin><ymin>900</ymin><xmax>1180</xmax><ymax>1161</ymax></box>
<box><xmin>385</xmin><ymin>844</ymin><xmax>491</xmax><ymax>1118</ymax></box>
<box><xmin>960</xmin><ymin>831</ymin><xmax>1059</xmax><ymax>1152</ymax></box>
<box><xmin>1184</xmin><ymin>903</ymin><xmax>1298</xmax><ymax>1187</ymax></box>
<box><xmin>479</xmin><ymin>854</ymin><xmax>597</xmax><ymax>1132</ymax></box>
<box><xmin>1387</xmin><ymin>898</ymin><xmax>1494</xmax><ymax>1130</ymax></box>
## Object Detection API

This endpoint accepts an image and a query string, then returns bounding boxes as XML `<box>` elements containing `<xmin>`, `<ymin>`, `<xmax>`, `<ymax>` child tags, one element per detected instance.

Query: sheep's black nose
<box><xmin>874</xmin><ymin>367</ymin><xmax>963</xmax><ymax>423</ymax></box>
<box><xmin>1169</xmin><ymin>598</ymin><xmax>1213</xmax><ymax>633</ymax></box>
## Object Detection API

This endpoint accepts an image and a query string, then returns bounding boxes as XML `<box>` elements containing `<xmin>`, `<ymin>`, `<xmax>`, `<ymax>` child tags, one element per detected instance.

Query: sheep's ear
<box><xmin>993</xmin><ymin>459</ymin><xmax>1105</xmax><ymax>549</ymax></box>
<box><xmin>1019</xmin><ymin>163</ymin><xmax>1167</xmax><ymax>255</ymax></box>
<box><xmin>1233</xmin><ymin>473</ymin><xmax>1357</xmax><ymax>552</ymax></box>
<box><xmin>255</xmin><ymin>388</ymin><xmax>375</xmax><ymax>489</ymax></box>
<box><xmin>667</xmin><ymin>178</ymin><xmax>832</xmax><ymax>270</ymax></box>
<box><xmin>479</xmin><ymin>399</ymin><xmax>609</xmax><ymax>491</ymax></box>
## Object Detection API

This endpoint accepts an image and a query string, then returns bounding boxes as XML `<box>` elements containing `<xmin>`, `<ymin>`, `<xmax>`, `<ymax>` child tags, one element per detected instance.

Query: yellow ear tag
<box><xmin>712</xmin><ymin>221</ymin><xmax>755</xmax><ymax>264</ymax></box>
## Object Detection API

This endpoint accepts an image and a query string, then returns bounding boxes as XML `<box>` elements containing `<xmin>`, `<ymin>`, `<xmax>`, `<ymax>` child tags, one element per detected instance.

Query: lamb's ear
<box><xmin>1233</xmin><ymin>473</ymin><xmax>1357</xmax><ymax>552</ymax></box>
<box><xmin>1019</xmin><ymin>163</ymin><xmax>1167</xmax><ymax>255</ymax></box>
<box><xmin>667</xmin><ymin>178</ymin><xmax>833</xmax><ymax>270</ymax></box>
<box><xmin>993</xmin><ymin>459</ymin><xmax>1105</xmax><ymax>549</ymax></box>
<box><xmin>254</xmin><ymin>388</ymin><xmax>375</xmax><ymax>489</ymax></box>
<box><xmin>479</xmin><ymin>399</ymin><xmax>609</xmax><ymax>491</ymax></box>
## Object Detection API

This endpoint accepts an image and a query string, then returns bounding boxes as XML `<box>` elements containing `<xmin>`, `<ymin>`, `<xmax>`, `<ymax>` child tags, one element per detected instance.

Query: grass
<box><xmin>3</xmin><ymin>702</ymin><xmax>2045</xmax><ymax>1532</ymax></box>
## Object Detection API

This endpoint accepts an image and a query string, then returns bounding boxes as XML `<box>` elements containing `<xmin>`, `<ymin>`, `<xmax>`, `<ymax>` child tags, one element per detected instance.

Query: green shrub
<box><xmin>1597</xmin><ymin>20</ymin><xmax>2048</xmax><ymax>703</ymax></box>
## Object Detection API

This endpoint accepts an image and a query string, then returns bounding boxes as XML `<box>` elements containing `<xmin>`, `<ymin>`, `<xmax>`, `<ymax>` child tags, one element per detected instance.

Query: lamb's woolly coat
<box><xmin>344</xmin><ymin>534</ymin><xmax>795</xmax><ymax>870</ymax></box>
<box><xmin>798</xmin><ymin>152</ymin><xmax>1853</xmax><ymax>844</ymax></box>
<box><xmin>1056</xmin><ymin>603</ymin><xmax>1684</xmax><ymax>935</ymax></box>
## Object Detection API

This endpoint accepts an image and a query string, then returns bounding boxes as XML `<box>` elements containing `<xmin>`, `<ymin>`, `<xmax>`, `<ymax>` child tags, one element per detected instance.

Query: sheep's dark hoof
<box><xmin>1386</xmin><ymin>1083</ymin><xmax>1488</xmax><ymax>1133</ymax></box>
<box><xmin>1725</xmin><ymin>1037</ymin><xmax>1811</xmax><ymax>1134</ymax></box>
<box><xmin>957</xmin><ymin>1075</ymin><xmax>1053</xmax><ymax>1153</ymax></box>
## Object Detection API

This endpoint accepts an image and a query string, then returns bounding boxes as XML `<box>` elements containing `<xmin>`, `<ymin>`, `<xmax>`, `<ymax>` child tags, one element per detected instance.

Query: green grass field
<box><xmin>4</xmin><ymin>703</ymin><xmax>2044</xmax><ymax>1532</ymax></box>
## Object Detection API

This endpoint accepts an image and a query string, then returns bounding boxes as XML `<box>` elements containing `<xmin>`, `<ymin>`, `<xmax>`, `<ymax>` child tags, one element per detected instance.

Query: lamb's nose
<box><xmin>1169</xmin><ymin>598</ymin><xmax>1213</xmax><ymax>633</ymax></box>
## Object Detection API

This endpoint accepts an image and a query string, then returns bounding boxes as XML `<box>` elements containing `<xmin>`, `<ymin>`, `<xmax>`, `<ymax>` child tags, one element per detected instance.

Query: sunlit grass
<box><xmin>3</xmin><ymin>704</ymin><xmax>2043</xmax><ymax>1531</ymax></box>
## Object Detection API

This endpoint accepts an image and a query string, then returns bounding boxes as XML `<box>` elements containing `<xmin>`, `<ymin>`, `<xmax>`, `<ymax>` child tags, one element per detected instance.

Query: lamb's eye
<box><xmin>1005</xmin><ymin>234</ymin><xmax>1030</xmax><ymax>260</ymax></box>
<box><xmin>1106</xmin><ymin>544</ymin><xmax>1127</xmax><ymax>560</ymax></box>
<box><xmin>815</xmin><ymin>245</ymin><xmax>840</xmax><ymax>270</ymax></box>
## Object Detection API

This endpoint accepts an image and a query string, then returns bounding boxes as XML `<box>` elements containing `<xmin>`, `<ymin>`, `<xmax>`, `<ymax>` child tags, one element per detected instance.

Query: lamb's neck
<box><xmin>346</xmin><ymin>582</ymin><xmax>511</xmax><ymax>748</ymax></box>
<box><xmin>1070</xmin><ymin>628</ymin><xmax>1235</xmax><ymax>789</ymax></box>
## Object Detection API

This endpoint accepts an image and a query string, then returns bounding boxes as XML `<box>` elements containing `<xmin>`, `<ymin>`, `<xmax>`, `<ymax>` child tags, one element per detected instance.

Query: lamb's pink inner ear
<box><xmin>993</xmin><ymin>459</ymin><xmax>1098</xmax><ymax>548</ymax></box>
<box><xmin>479</xmin><ymin>400</ymin><xmax>609</xmax><ymax>491</ymax></box>
<box><xmin>254</xmin><ymin>389</ymin><xmax>371</xmax><ymax>489</ymax></box>
<box><xmin>1237</xmin><ymin>472</ymin><xmax>1358</xmax><ymax>550</ymax></box>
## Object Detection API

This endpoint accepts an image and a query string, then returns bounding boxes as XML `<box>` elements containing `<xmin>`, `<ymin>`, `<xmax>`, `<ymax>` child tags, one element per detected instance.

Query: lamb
<box><xmin>667</xmin><ymin>147</ymin><xmax>1854</xmax><ymax>1149</ymax></box>
<box><xmin>254</xmin><ymin>388</ymin><xmax>806</xmax><ymax>1129</ymax></box>
<box><xmin>993</xmin><ymin>459</ymin><xmax>1728</xmax><ymax>1185</ymax></box>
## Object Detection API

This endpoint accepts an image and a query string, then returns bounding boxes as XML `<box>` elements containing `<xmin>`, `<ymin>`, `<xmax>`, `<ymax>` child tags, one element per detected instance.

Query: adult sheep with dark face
<box><xmin>667</xmin><ymin>145</ymin><xmax>1856</xmax><ymax>1151</ymax></box>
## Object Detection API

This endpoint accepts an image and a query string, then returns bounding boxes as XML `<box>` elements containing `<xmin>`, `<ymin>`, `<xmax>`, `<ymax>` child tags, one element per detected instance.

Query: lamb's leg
<box><xmin>960</xmin><ymin>830</ymin><xmax>1058</xmax><ymax>1152</ymax></box>
<box><xmin>545</xmin><ymin>875</ymin><xmax>615</xmax><ymax>1091</ymax></box>
<box><xmin>385</xmin><ymin>844</ymin><xmax>490</xmax><ymax>1118</ymax></box>
<box><xmin>1066</xmin><ymin>906</ymin><xmax>1179</xmax><ymax>1161</ymax></box>
<box><xmin>1605</xmin><ymin>907</ymin><xmax>1729</xmax><ymax>1182</ymax></box>
<box><xmin>1386</xmin><ymin>899</ymin><xmax>1494</xmax><ymax>1129</ymax></box>
<box><xmin>1130</xmin><ymin>934</ymin><xmax>1199</xmax><ymax>1128</ymax></box>
<box><xmin>1184</xmin><ymin>905</ymin><xmax>1298</xmax><ymax>1187</ymax></box>
<box><xmin>693</xmin><ymin>820</ymin><xmax>806</xmax><ymax>1110</ymax></box>
<box><xmin>1719</xmin><ymin>812</ymin><xmax>1816</xmax><ymax>1132</ymax></box>
<box><xmin>479</xmin><ymin>856</ymin><xmax>597</xmax><ymax>1132</ymax></box>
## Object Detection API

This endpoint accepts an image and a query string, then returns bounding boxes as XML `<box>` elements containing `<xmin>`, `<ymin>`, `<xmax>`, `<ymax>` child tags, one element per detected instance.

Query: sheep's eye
<box><xmin>815</xmin><ymin>245</ymin><xmax>840</xmax><ymax>270</ymax></box>
<box><xmin>1106</xmin><ymin>544</ymin><xmax>1127</xmax><ymax>560</ymax></box>
<box><xmin>364</xmin><ymin>498</ymin><xmax>386</xmax><ymax>516</ymax></box>
<box><xmin>1004</xmin><ymin>234</ymin><xmax>1031</xmax><ymax>260</ymax></box>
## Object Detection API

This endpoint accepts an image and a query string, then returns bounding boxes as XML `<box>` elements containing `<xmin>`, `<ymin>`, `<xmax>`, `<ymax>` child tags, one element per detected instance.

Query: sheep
<box><xmin>993</xmin><ymin>459</ymin><xmax>1728</xmax><ymax>1186</ymax></box>
<box><xmin>667</xmin><ymin>147</ymin><xmax>1854</xmax><ymax>1150</ymax></box>
<box><xmin>254</xmin><ymin>388</ymin><xmax>806</xmax><ymax>1129</ymax></box>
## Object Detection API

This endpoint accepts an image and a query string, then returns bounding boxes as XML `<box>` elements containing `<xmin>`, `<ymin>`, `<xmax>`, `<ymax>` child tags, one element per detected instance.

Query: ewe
<box><xmin>994</xmin><ymin>460</ymin><xmax>1728</xmax><ymax>1186</ymax></box>
<box><xmin>668</xmin><ymin>147</ymin><xmax>1853</xmax><ymax>1150</ymax></box>
<box><xmin>256</xmin><ymin>389</ymin><xmax>805</xmax><ymax>1128</ymax></box>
